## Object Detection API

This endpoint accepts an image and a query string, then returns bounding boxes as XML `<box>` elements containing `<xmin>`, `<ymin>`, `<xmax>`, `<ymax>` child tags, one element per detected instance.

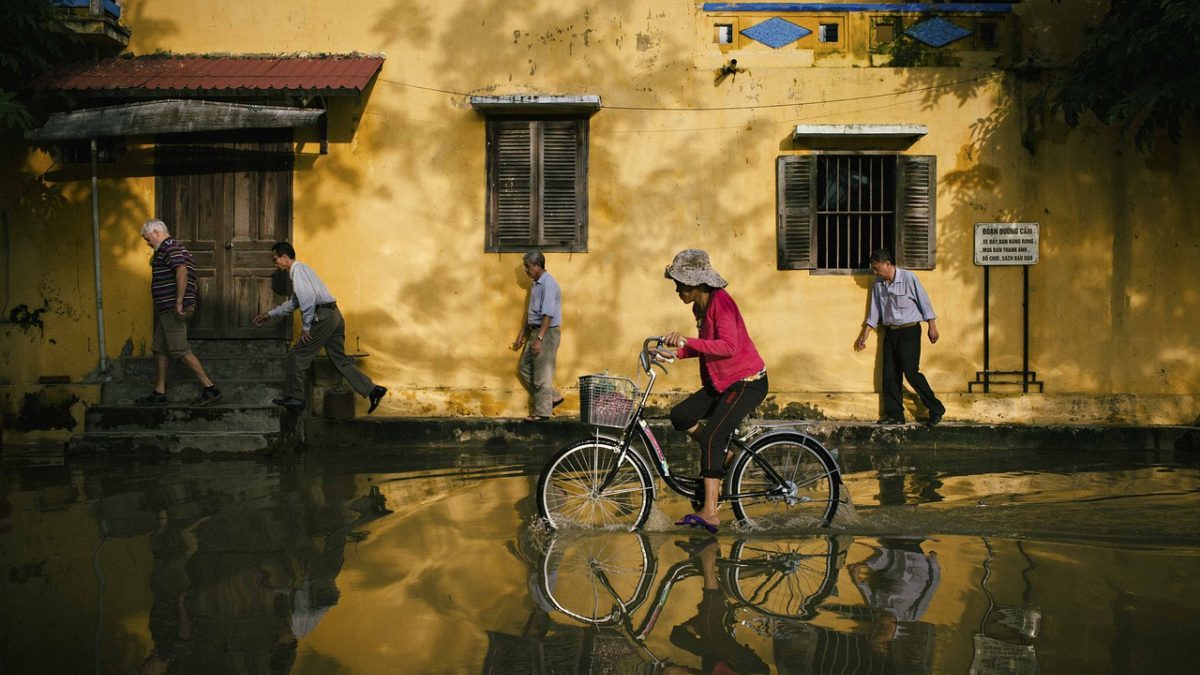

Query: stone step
<box><xmin>120</xmin><ymin>356</ymin><xmax>285</xmax><ymax>381</ymax></box>
<box><xmin>183</xmin><ymin>339</ymin><xmax>290</xmax><ymax>358</ymax></box>
<box><xmin>67</xmin><ymin>431</ymin><xmax>283</xmax><ymax>455</ymax></box>
<box><xmin>84</xmin><ymin>404</ymin><xmax>287</xmax><ymax>434</ymax></box>
<box><xmin>102</xmin><ymin>380</ymin><xmax>283</xmax><ymax>406</ymax></box>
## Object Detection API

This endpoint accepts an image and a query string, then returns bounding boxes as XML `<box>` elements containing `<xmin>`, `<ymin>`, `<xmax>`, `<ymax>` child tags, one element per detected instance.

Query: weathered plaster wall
<box><xmin>1</xmin><ymin>0</ymin><xmax>1196</xmax><ymax>430</ymax></box>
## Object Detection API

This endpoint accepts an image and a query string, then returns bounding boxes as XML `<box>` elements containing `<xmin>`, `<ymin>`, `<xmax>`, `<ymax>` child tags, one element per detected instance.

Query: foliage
<box><xmin>1050</xmin><ymin>0</ymin><xmax>1200</xmax><ymax>151</ymax></box>
<box><xmin>0</xmin><ymin>0</ymin><xmax>82</xmax><ymax>133</ymax></box>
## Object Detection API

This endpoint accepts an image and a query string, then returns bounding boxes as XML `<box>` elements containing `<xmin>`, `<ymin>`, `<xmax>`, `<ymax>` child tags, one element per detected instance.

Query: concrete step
<box><xmin>67</xmin><ymin>430</ymin><xmax>283</xmax><ymax>455</ymax></box>
<box><xmin>102</xmin><ymin>380</ymin><xmax>283</xmax><ymax>406</ymax></box>
<box><xmin>183</xmin><ymin>339</ymin><xmax>290</xmax><ymax>358</ymax></box>
<box><xmin>85</xmin><ymin>404</ymin><xmax>287</xmax><ymax>434</ymax></box>
<box><xmin>120</xmin><ymin>356</ymin><xmax>285</xmax><ymax>381</ymax></box>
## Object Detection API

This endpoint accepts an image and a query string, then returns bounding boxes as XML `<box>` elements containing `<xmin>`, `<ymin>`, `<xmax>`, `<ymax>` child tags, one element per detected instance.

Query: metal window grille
<box><xmin>816</xmin><ymin>155</ymin><xmax>896</xmax><ymax>269</ymax></box>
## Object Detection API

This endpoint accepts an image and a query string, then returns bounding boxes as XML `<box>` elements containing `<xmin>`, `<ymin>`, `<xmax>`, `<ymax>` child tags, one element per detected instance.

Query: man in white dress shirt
<box><xmin>253</xmin><ymin>242</ymin><xmax>387</xmax><ymax>413</ymax></box>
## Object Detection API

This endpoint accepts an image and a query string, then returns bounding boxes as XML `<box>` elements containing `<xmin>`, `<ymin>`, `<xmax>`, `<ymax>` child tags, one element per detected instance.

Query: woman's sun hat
<box><xmin>664</xmin><ymin>249</ymin><xmax>728</xmax><ymax>289</ymax></box>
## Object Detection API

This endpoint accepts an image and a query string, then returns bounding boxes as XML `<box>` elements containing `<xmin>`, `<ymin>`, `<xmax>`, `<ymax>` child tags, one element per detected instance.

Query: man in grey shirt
<box><xmin>511</xmin><ymin>250</ymin><xmax>563</xmax><ymax>421</ymax></box>
<box><xmin>854</xmin><ymin>248</ymin><xmax>945</xmax><ymax>425</ymax></box>
<box><xmin>253</xmin><ymin>241</ymin><xmax>387</xmax><ymax>414</ymax></box>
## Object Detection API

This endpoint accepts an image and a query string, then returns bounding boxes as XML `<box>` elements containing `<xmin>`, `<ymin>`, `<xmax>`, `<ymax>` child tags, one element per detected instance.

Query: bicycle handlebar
<box><xmin>640</xmin><ymin>336</ymin><xmax>675</xmax><ymax>375</ymax></box>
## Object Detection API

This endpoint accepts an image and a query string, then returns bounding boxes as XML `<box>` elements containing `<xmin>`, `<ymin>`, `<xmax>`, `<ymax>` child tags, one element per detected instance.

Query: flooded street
<box><xmin>1</xmin><ymin>444</ymin><xmax>1197</xmax><ymax>674</ymax></box>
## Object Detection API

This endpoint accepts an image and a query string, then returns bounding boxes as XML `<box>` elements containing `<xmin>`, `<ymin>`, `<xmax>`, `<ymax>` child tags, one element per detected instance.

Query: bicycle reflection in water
<box><xmin>485</xmin><ymin>530</ymin><xmax>848</xmax><ymax>674</ymax></box>
<box><xmin>486</xmin><ymin>531</ymin><xmax>945</xmax><ymax>675</ymax></box>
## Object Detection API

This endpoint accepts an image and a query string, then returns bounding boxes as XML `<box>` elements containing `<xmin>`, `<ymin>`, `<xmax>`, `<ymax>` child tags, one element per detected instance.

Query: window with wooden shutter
<box><xmin>486</xmin><ymin>118</ymin><xmax>588</xmax><ymax>253</ymax></box>
<box><xmin>777</xmin><ymin>153</ymin><xmax>936</xmax><ymax>271</ymax></box>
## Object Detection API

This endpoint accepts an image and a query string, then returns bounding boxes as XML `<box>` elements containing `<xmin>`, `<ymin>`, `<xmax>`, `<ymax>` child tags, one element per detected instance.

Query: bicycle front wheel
<box><xmin>539</xmin><ymin>531</ymin><xmax>654</xmax><ymax>625</ymax></box>
<box><xmin>537</xmin><ymin>438</ymin><xmax>655</xmax><ymax>531</ymax></box>
<box><xmin>729</xmin><ymin>434</ymin><xmax>840</xmax><ymax>528</ymax></box>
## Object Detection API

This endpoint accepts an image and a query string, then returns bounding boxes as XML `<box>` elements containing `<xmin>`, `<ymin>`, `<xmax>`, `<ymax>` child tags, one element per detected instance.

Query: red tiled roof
<box><xmin>32</xmin><ymin>55</ymin><xmax>385</xmax><ymax>96</ymax></box>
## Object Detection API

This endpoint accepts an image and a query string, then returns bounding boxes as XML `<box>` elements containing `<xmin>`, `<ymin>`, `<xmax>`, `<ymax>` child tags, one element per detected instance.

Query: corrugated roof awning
<box><xmin>31</xmin><ymin>54</ymin><xmax>385</xmax><ymax>98</ymax></box>
<box><xmin>27</xmin><ymin>99</ymin><xmax>324</xmax><ymax>142</ymax></box>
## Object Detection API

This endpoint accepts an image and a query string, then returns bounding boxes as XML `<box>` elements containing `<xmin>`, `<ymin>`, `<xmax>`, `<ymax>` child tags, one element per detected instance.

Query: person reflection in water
<box><xmin>140</xmin><ymin>482</ymin><xmax>391</xmax><ymax>674</ymax></box>
<box><xmin>667</xmin><ymin>538</ymin><xmax>769</xmax><ymax>675</ymax></box>
<box><xmin>848</xmin><ymin>538</ymin><xmax>941</xmax><ymax>661</ymax></box>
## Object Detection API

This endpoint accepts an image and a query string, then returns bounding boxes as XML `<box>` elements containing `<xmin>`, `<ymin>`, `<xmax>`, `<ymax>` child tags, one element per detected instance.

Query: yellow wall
<box><xmin>2</xmin><ymin>0</ymin><xmax>1197</xmax><ymax>431</ymax></box>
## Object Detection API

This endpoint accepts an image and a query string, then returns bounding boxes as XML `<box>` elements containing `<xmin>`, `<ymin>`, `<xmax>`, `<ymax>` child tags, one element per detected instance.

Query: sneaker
<box><xmin>192</xmin><ymin>386</ymin><xmax>222</xmax><ymax>406</ymax></box>
<box><xmin>135</xmin><ymin>391</ymin><xmax>168</xmax><ymax>406</ymax></box>
<box><xmin>272</xmin><ymin>397</ymin><xmax>306</xmax><ymax>410</ymax></box>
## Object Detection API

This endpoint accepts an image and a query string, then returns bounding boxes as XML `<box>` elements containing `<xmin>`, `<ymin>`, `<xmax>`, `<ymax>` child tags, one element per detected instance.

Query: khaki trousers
<box><xmin>283</xmin><ymin>305</ymin><xmax>375</xmax><ymax>400</ymax></box>
<box><xmin>519</xmin><ymin>326</ymin><xmax>561</xmax><ymax>416</ymax></box>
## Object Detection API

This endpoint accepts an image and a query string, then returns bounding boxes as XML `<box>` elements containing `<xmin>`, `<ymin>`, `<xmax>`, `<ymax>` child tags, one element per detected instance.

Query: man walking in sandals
<box><xmin>511</xmin><ymin>250</ymin><xmax>563</xmax><ymax>421</ymax></box>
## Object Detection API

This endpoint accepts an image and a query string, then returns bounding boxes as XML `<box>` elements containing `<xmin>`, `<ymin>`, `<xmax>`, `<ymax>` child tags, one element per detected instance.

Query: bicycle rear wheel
<box><xmin>724</xmin><ymin>536</ymin><xmax>845</xmax><ymax>621</ymax></box>
<box><xmin>729</xmin><ymin>433</ymin><xmax>840</xmax><ymax>528</ymax></box>
<box><xmin>538</xmin><ymin>531</ymin><xmax>654</xmax><ymax>625</ymax></box>
<box><xmin>537</xmin><ymin>438</ymin><xmax>655</xmax><ymax>531</ymax></box>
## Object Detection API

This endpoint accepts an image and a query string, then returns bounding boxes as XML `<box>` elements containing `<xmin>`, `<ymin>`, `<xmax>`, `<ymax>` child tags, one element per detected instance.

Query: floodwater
<box><xmin>1</xmin><ymin>443</ymin><xmax>1198</xmax><ymax>674</ymax></box>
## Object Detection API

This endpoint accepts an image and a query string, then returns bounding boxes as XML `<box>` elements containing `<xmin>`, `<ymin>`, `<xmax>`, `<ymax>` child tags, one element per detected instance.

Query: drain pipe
<box><xmin>90</xmin><ymin>138</ymin><xmax>108</xmax><ymax>374</ymax></box>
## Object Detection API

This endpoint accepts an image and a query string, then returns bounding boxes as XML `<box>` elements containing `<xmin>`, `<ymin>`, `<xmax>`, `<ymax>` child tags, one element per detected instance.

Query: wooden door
<box><xmin>156</xmin><ymin>131</ymin><xmax>293</xmax><ymax>339</ymax></box>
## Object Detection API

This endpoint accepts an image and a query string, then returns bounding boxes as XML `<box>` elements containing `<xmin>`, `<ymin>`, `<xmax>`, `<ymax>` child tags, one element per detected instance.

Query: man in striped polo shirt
<box><xmin>136</xmin><ymin>219</ymin><xmax>221</xmax><ymax>406</ymax></box>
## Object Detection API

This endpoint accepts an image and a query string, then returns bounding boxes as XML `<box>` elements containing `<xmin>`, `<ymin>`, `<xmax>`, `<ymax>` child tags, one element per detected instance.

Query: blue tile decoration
<box><xmin>904</xmin><ymin>17</ymin><xmax>973</xmax><ymax>48</ymax></box>
<box><xmin>741</xmin><ymin>17</ymin><xmax>812</xmax><ymax>49</ymax></box>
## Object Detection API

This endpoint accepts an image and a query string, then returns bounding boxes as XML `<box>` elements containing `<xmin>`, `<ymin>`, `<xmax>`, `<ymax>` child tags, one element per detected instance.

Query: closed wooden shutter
<box><xmin>490</xmin><ymin>121</ymin><xmax>535</xmax><ymax>250</ymax></box>
<box><xmin>540</xmin><ymin>120</ymin><xmax>584</xmax><ymax>247</ymax></box>
<box><xmin>486</xmin><ymin>118</ymin><xmax>587</xmax><ymax>252</ymax></box>
<box><xmin>776</xmin><ymin>155</ymin><xmax>818</xmax><ymax>269</ymax></box>
<box><xmin>896</xmin><ymin>155</ymin><xmax>936</xmax><ymax>270</ymax></box>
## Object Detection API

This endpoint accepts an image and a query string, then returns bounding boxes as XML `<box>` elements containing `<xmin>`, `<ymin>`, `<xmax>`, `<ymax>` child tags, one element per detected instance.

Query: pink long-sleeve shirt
<box><xmin>676</xmin><ymin>288</ymin><xmax>766</xmax><ymax>393</ymax></box>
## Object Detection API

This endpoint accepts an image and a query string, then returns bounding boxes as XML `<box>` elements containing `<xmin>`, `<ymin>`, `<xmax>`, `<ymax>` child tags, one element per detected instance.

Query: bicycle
<box><xmin>536</xmin><ymin>336</ymin><xmax>843</xmax><ymax>531</ymax></box>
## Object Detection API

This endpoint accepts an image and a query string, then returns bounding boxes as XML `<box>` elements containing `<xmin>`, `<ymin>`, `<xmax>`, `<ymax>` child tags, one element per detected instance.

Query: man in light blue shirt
<box><xmin>253</xmin><ymin>242</ymin><xmax>387</xmax><ymax>414</ymax></box>
<box><xmin>854</xmin><ymin>249</ymin><xmax>945</xmax><ymax>425</ymax></box>
<box><xmin>511</xmin><ymin>250</ymin><xmax>563</xmax><ymax>420</ymax></box>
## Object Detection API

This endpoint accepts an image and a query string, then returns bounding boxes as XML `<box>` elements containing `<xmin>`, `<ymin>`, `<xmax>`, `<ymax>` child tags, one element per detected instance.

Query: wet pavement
<box><xmin>1</xmin><ymin>441</ymin><xmax>1198</xmax><ymax>674</ymax></box>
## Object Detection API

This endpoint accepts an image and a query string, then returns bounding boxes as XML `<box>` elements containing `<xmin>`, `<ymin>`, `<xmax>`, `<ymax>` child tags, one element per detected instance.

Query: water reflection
<box><xmin>492</xmin><ymin>531</ymin><xmax>952</xmax><ymax>674</ymax></box>
<box><xmin>139</xmin><ymin>478</ymin><xmax>391</xmax><ymax>674</ymax></box>
<box><xmin>2</xmin><ymin>448</ymin><xmax>1200</xmax><ymax>674</ymax></box>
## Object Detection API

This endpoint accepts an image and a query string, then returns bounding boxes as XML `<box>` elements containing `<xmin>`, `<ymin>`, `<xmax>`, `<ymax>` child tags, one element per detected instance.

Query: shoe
<box><xmin>272</xmin><ymin>397</ymin><xmax>306</xmax><ymax>410</ymax></box>
<box><xmin>135</xmin><ymin>391</ymin><xmax>168</xmax><ymax>406</ymax></box>
<box><xmin>927</xmin><ymin>410</ymin><xmax>945</xmax><ymax>426</ymax></box>
<box><xmin>675</xmin><ymin>513</ymin><xmax>719</xmax><ymax>535</ymax></box>
<box><xmin>524</xmin><ymin>415</ymin><xmax>550</xmax><ymax>422</ymax></box>
<box><xmin>876</xmin><ymin>417</ymin><xmax>905</xmax><ymax>425</ymax></box>
<box><xmin>674</xmin><ymin>537</ymin><xmax>718</xmax><ymax>557</ymax></box>
<box><xmin>367</xmin><ymin>386</ymin><xmax>387</xmax><ymax>414</ymax></box>
<box><xmin>552</xmin><ymin>397</ymin><xmax>565</xmax><ymax>409</ymax></box>
<box><xmin>192</xmin><ymin>386</ymin><xmax>222</xmax><ymax>406</ymax></box>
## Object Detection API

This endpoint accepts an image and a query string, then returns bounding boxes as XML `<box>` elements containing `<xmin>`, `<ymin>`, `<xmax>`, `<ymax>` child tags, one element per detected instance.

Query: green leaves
<box><xmin>1051</xmin><ymin>0</ymin><xmax>1200</xmax><ymax>152</ymax></box>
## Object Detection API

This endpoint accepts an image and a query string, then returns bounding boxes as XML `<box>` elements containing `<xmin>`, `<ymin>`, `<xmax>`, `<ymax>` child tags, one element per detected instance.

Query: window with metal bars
<box><xmin>485</xmin><ymin>117</ymin><xmax>588</xmax><ymax>253</ymax></box>
<box><xmin>777</xmin><ymin>153</ymin><xmax>936</xmax><ymax>271</ymax></box>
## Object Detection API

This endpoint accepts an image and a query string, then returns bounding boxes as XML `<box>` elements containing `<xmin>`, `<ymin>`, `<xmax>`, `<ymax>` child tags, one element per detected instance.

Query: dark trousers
<box><xmin>283</xmin><ymin>305</ymin><xmax>375</xmax><ymax>400</ymax></box>
<box><xmin>670</xmin><ymin>375</ymin><xmax>768</xmax><ymax>478</ymax></box>
<box><xmin>881</xmin><ymin>325</ymin><xmax>943</xmax><ymax>421</ymax></box>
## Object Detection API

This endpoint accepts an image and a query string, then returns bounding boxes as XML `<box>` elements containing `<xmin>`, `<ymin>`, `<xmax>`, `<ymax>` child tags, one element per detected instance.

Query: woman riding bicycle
<box><xmin>662</xmin><ymin>249</ymin><xmax>768</xmax><ymax>534</ymax></box>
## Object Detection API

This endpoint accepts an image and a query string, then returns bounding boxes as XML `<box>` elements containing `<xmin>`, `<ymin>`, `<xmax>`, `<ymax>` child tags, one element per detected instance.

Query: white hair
<box><xmin>140</xmin><ymin>219</ymin><xmax>169</xmax><ymax>237</ymax></box>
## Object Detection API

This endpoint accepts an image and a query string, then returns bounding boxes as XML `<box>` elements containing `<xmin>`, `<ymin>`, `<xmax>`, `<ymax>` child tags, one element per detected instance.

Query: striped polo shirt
<box><xmin>150</xmin><ymin>237</ymin><xmax>198</xmax><ymax>313</ymax></box>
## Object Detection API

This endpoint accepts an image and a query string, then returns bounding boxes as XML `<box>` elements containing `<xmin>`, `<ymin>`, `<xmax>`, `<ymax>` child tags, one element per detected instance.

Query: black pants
<box><xmin>670</xmin><ymin>375</ymin><xmax>768</xmax><ymax>478</ymax></box>
<box><xmin>882</xmin><ymin>325</ymin><xmax>943</xmax><ymax>422</ymax></box>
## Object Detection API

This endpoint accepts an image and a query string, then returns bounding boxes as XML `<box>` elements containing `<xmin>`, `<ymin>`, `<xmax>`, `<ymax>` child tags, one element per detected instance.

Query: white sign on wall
<box><xmin>974</xmin><ymin>222</ymin><xmax>1039</xmax><ymax>266</ymax></box>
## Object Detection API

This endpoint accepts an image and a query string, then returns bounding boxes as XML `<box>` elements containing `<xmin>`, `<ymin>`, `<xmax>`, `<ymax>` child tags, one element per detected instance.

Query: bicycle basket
<box><xmin>578</xmin><ymin>374</ymin><xmax>638</xmax><ymax>428</ymax></box>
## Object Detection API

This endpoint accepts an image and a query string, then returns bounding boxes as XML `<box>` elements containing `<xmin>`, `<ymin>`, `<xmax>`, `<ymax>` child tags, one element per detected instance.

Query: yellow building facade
<box><xmin>2</xmin><ymin>0</ymin><xmax>1198</xmax><ymax>443</ymax></box>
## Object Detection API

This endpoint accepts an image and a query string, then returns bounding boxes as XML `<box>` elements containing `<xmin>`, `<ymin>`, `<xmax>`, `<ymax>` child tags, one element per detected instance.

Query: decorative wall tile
<box><xmin>741</xmin><ymin>17</ymin><xmax>812</xmax><ymax>49</ymax></box>
<box><xmin>904</xmin><ymin>17</ymin><xmax>972</xmax><ymax>48</ymax></box>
